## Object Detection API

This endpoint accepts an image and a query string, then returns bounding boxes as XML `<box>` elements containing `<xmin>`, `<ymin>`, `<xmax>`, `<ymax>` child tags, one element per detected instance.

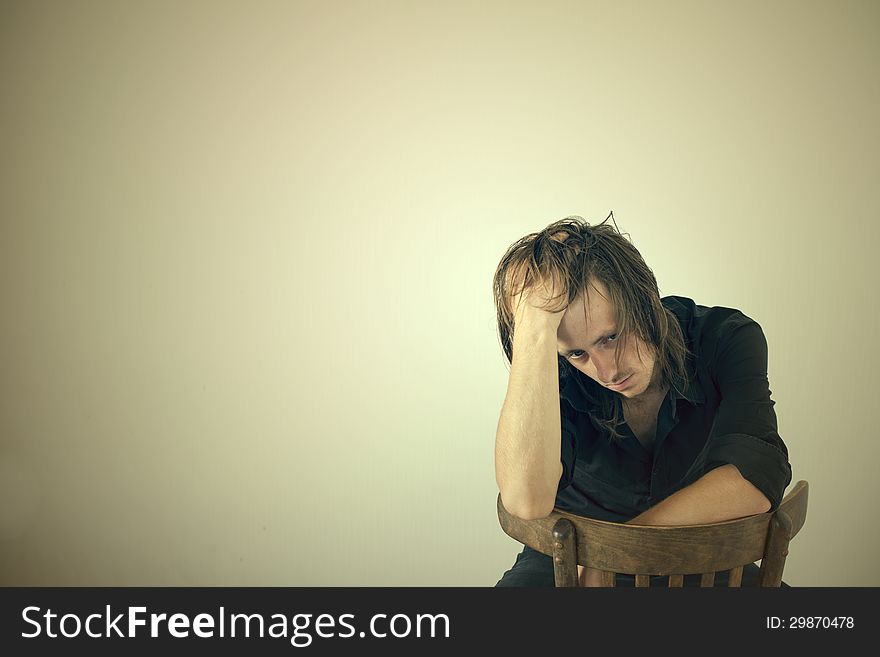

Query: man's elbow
<box><xmin>726</xmin><ymin>464</ymin><xmax>772</xmax><ymax>514</ymax></box>
<box><xmin>499</xmin><ymin>464</ymin><xmax>563</xmax><ymax>520</ymax></box>
<box><xmin>500</xmin><ymin>493</ymin><xmax>556</xmax><ymax>521</ymax></box>
<box><xmin>511</xmin><ymin>505</ymin><xmax>555</xmax><ymax>521</ymax></box>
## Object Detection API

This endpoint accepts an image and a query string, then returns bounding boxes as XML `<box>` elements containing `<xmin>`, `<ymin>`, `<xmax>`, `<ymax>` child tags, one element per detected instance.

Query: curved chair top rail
<box><xmin>498</xmin><ymin>480</ymin><xmax>808</xmax><ymax>575</ymax></box>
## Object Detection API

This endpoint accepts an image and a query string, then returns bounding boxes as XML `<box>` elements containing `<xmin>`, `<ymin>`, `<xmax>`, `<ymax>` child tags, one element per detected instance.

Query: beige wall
<box><xmin>0</xmin><ymin>0</ymin><xmax>876</xmax><ymax>586</ymax></box>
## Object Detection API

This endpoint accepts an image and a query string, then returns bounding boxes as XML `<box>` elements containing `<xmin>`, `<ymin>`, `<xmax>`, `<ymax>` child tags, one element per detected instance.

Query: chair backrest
<box><xmin>497</xmin><ymin>480</ymin><xmax>808</xmax><ymax>587</ymax></box>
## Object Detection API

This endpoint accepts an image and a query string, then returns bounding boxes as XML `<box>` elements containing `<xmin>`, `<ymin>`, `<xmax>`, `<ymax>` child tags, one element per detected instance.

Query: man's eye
<box><xmin>568</xmin><ymin>334</ymin><xmax>618</xmax><ymax>361</ymax></box>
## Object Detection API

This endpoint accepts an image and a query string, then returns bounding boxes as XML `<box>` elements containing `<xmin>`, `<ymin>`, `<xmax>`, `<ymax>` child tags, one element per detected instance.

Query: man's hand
<box><xmin>505</xmin><ymin>263</ymin><xmax>569</xmax><ymax>329</ymax></box>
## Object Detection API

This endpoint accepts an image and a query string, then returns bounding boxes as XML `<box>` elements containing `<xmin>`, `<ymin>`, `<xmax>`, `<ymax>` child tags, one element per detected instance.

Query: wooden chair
<box><xmin>497</xmin><ymin>480</ymin><xmax>808</xmax><ymax>587</ymax></box>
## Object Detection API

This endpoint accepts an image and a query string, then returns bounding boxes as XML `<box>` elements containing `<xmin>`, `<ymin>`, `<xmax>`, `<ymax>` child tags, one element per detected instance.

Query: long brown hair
<box><xmin>492</xmin><ymin>212</ymin><xmax>692</xmax><ymax>441</ymax></box>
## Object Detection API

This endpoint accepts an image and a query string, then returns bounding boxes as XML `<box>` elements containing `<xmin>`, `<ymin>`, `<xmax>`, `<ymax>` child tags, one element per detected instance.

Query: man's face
<box><xmin>556</xmin><ymin>279</ymin><xmax>659</xmax><ymax>401</ymax></box>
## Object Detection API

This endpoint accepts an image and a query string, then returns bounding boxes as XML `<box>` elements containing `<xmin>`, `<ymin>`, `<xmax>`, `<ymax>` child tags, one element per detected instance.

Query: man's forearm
<box><xmin>578</xmin><ymin>463</ymin><xmax>770</xmax><ymax>585</ymax></box>
<box><xmin>626</xmin><ymin>464</ymin><xmax>771</xmax><ymax>526</ymax></box>
<box><xmin>495</xmin><ymin>318</ymin><xmax>564</xmax><ymax>519</ymax></box>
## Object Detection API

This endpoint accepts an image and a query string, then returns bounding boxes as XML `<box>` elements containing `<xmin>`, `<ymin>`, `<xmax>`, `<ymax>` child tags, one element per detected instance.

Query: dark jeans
<box><xmin>496</xmin><ymin>545</ymin><xmax>790</xmax><ymax>587</ymax></box>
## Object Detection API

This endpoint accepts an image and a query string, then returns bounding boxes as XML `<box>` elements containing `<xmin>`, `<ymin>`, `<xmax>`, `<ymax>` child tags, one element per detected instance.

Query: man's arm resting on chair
<box><xmin>577</xmin><ymin>464</ymin><xmax>770</xmax><ymax>586</ymax></box>
<box><xmin>626</xmin><ymin>463</ymin><xmax>771</xmax><ymax>526</ymax></box>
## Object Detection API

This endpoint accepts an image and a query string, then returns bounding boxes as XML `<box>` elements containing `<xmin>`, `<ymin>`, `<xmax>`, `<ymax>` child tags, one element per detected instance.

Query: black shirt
<box><xmin>555</xmin><ymin>295</ymin><xmax>792</xmax><ymax>522</ymax></box>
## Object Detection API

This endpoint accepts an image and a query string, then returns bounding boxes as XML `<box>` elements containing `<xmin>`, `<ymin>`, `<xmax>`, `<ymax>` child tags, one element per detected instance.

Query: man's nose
<box><xmin>593</xmin><ymin>353</ymin><xmax>620</xmax><ymax>386</ymax></box>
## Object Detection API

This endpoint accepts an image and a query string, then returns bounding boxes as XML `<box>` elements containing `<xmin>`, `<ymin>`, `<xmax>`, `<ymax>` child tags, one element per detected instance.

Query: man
<box><xmin>492</xmin><ymin>213</ymin><xmax>792</xmax><ymax>587</ymax></box>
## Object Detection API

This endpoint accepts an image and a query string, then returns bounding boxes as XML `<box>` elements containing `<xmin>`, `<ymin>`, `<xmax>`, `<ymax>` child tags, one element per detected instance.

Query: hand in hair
<box><xmin>507</xmin><ymin>267</ymin><xmax>568</xmax><ymax>329</ymax></box>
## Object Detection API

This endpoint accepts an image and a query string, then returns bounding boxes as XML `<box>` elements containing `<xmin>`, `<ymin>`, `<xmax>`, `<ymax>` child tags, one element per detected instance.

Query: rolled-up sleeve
<box><xmin>704</xmin><ymin>318</ymin><xmax>792</xmax><ymax>511</ymax></box>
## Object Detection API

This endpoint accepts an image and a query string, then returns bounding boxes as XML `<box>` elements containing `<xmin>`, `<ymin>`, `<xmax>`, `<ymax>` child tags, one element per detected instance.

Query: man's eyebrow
<box><xmin>558</xmin><ymin>329</ymin><xmax>617</xmax><ymax>356</ymax></box>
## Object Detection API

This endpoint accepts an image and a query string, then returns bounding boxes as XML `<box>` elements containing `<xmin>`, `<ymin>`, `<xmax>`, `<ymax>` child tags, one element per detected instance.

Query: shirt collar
<box><xmin>663</xmin><ymin>295</ymin><xmax>706</xmax><ymax>406</ymax></box>
<box><xmin>669</xmin><ymin>353</ymin><xmax>705</xmax><ymax>405</ymax></box>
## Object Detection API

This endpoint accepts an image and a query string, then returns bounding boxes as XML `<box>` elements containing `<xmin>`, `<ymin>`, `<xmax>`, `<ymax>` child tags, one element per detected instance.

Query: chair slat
<box><xmin>700</xmin><ymin>572</ymin><xmax>715</xmax><ymax>587</ymax></box>
<box><xmin>727</xmin><ymin>565</ymin><xmax>743</xmax><ymax>587</ymax></box>
<box><xmin>668</xmin><ymin>574</ymin><xmax>684</xmax><ymax>587</ymax></box>
<box><xmin>600</xmin><ymin>570</ymin><xmax>615</xmax><ymax>587</ymax></box>
<box><xmin>635</xmin><ymin>575</ymin><xmax>651</xmax><ymax>587</ymax></box>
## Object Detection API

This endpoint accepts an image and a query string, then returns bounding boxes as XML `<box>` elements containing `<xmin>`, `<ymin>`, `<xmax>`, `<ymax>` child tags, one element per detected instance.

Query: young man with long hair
<box><xmin>492</xmin><ymin>213</ymin><xmax>792</xmax><ymax>587</ymax></box>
